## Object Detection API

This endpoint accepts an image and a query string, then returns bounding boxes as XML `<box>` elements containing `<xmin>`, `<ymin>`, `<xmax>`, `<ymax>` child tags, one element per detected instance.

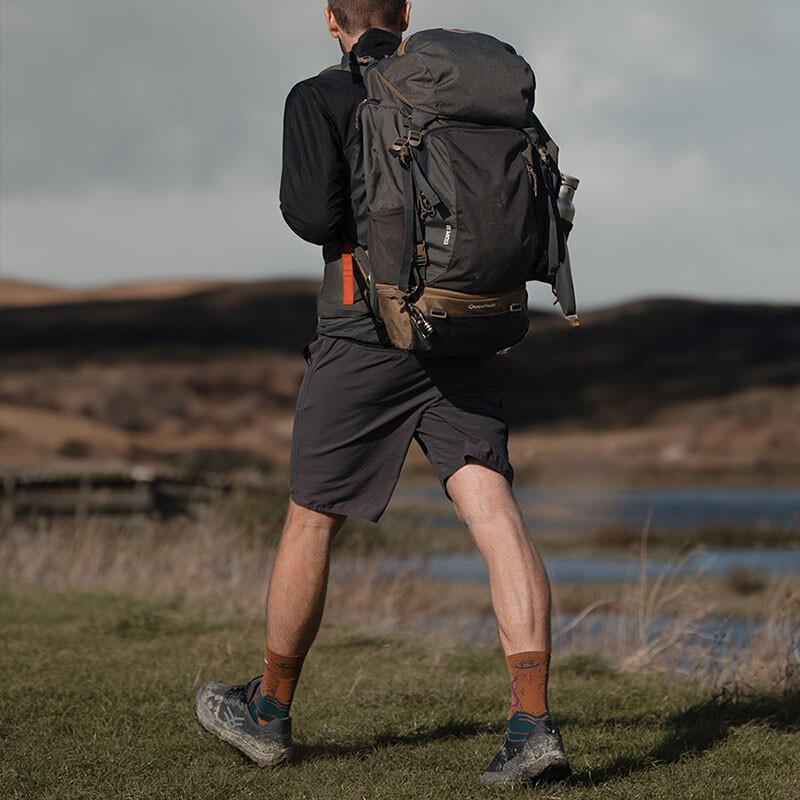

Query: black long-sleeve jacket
<box><xmin>280</xmin><ymin>29</ymin><xmax>400</xmax><ymax>344</ymax></box>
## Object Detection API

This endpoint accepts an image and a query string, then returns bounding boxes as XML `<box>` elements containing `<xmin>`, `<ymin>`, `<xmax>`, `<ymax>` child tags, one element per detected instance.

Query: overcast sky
<box><xmin>1</xmin><ymin>1</ymin><xmax>798</xmax><ymax>309</ymax></box>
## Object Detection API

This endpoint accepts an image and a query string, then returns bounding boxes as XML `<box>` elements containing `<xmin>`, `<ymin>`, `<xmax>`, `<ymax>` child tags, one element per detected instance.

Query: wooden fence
<box><xmin>1</xmin><ymin>470</ymin><xmax>228</xmax><ymax>522</ymax></box>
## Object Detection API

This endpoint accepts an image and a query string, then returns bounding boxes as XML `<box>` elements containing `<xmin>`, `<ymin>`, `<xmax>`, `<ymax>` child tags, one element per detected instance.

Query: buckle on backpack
<box><xmin>406</xmin><ymin>129</ymin><xmax>423</xmax><ymax>148</ymax></box>
<box><xmin>392</xmin><ymin>138</ymin><xmax>411</xmax><ymax>167</ymax></box>
<box><xmin>392</xmin><ymin>129</ymin><xmax>423</xmax><ymax>167</ymax></box>
<box><xmin>415</xmin><ymin>243</ymin><xmax>428</xmax><ymax>268</ymax></box>
<box><xmin>418</xmin><ymin>193</ymin><xmax>435</xmax><ymax>221</ymax></box>
<box><xmin>405</xmin><ymin>302</ymin><xmax>434</xmax><ymax>340</ymax></box>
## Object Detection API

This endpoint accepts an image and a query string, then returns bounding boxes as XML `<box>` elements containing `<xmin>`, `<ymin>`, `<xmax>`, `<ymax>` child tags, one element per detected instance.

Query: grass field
<box><xmin>1</xmin><ymin>588</ymin><xmax>798</xmax><ymax>800</ymax></box>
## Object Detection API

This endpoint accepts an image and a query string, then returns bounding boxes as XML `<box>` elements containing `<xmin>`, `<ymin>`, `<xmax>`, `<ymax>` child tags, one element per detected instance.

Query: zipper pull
<box><xmin>526</xmin><ymin>162</ymin><xmax>538</xmax><ymax>196</ymax></box>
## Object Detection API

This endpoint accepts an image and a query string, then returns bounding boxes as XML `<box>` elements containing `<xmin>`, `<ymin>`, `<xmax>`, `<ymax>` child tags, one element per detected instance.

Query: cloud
<box><xmin>1</xmin><ymin>1</ymin><xmax>332</xmax><ymax>196</ymax></box>
<box><xmin>1</xmin><ymin>181</ymin><xmax>316</xmax><ymax>285</ymax></box>
<box><xmin>1</xmin><ymin>0</ymin><xmax>798</xmax><ymax>307</ymax></box>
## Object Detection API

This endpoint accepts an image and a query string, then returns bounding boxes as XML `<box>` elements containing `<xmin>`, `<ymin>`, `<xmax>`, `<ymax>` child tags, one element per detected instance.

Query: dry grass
<box><xmin>508</xmin><ymin>384</ymin><xmax>800</xmax><ymax>484</ymax></box>
<box><xmin>551</xmin><ymin>517</ymin><xmax>800</xmax><ymax>693</ymax></box>
<box><xmin>0</xmin><ymin>505</ymin><xmax>280</xmax><ymax>615</ymax></box>
<box><xmin>0</xmin><ymin>355</ymin><xmax>304</xmax><ymax>459</ymax></box>
<box><xmin>1</xmin><ymin>500</ymin><xmax>798</xmax><ymax>692</ymax></box>
<box><xmin>0</xmin><ymin>505</ymin><xmax>494</xmax><ymax>643</ymax></box>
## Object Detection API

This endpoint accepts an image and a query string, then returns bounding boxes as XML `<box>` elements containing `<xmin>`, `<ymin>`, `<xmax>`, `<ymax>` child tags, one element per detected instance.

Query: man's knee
<box><xmin>447</xmin><ymin>459</ymin><xmax>516</xmax><ymax>528</ymax></box>
<box><xmin>285</xmin><ymin>499</ymin><xmax>346</xmax><ymax>538</ymax></box>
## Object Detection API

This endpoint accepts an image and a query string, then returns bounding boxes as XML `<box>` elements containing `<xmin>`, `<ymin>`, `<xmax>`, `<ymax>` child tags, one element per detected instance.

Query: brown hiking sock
<box><xmin>248</xmin><ymin>647</ymin><xmax>305</xmax><ymax>725</ymax></box>
<box><xmin>505</xmin><ymin>651</ymin><xmax>551</xmax><ymax>741</ymax></box>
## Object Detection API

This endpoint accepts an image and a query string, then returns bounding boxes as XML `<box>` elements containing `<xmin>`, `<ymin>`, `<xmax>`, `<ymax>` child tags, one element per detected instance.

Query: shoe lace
<box><xmin>223</xmin><ymin>678</ymin><xmax>259</xmax><ymax>704</ymax></box>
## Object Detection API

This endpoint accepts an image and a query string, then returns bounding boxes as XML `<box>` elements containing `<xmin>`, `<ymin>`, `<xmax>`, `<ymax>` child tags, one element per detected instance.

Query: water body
<box><xmin>369</xmin><ymin>547</ymin><xmax>800</xmax><ymax>585</ymax></box>
<box><xmin>389</xmin><ymin>487</ymin><xmax>800</xmax><ymax>533</ymax></box>
<box><xmin>348</xmin><ymin>488</ymin><xmax>800</xmax><ymax>658</ymax></box>
<box><xmin>419</xmin><ymin>610</ymin><xmax>798</xmax><ymax>653</ymax></box>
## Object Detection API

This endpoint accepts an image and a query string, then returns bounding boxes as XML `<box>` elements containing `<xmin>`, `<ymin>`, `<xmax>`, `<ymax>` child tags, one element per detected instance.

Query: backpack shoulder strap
<box><xmin>319</xmin><ymin>51</ymin><xmax>377</xmax><ymax>77</ymax></box>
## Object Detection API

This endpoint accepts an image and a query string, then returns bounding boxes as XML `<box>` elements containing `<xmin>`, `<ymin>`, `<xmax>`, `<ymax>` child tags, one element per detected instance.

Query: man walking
<box><xmin>195</xmin><ymin>1</ymin><xmax>571</xmax><ymax>786</ymax></box>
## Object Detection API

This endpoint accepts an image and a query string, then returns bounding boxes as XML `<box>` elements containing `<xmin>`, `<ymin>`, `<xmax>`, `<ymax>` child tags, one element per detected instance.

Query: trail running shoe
<box><xmin>194</xmin><ymin>676</ymin><xmax>292</xmax><ymax>767</ymax></box>
<box><xmin>479</xmin><ymin>717</ymin><xmax>571</xmax><ymax>786</ymax></box>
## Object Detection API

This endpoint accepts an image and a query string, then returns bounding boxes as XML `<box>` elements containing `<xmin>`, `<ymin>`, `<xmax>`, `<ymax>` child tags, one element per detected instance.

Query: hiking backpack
<box><xmin>344</xmin><ymin>28</ymin><xmax>578</xmax><ymax>356</ymax></box>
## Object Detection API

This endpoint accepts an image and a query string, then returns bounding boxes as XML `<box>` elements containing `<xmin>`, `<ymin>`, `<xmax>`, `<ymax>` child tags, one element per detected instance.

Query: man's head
<box><xmin>324</xmin><ymin>1</ymin><xmax>411</xmax><ymax>52</ymax></box>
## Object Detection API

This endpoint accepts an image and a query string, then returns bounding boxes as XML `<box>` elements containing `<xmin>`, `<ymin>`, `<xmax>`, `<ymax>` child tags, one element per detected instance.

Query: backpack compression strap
<box><xmin>397</xmin><ymin>138</ymin><xmax>418</xmax><ymax>293</ymax></box>
<box><xmin>391</xmin><ymin>123</ymin><xmax>450</xmax><ymax>294</ymax></box>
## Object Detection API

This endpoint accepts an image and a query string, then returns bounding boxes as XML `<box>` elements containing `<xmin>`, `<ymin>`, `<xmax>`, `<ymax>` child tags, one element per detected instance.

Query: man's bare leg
<box><xmin>239</xmin><ymin>501</ymin><xmax>346</xmax><ymax>732</ymax></box>
<box><xmin>265</xmin><ymin>499</ymin><xmax>345</xmax><ymax>655</ymax></box>
<box><xmin>194</xmin><ymin>500</ymin><xmax>343</xmax><ymax>765</ymax></box>
<box><xmin>447</xmin><ymin>461</ymin><xmax>570</xmax><ymax>784</ymax></box>
<box><xmin>446</xmin><ymin>461</ymin><xmax>550</xmax><ymax>654</ymax></box>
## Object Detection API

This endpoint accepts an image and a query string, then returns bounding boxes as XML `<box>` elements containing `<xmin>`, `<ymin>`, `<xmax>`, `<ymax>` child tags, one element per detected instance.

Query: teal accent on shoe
<box><xmin>248</xmin><ymin>684</ymin><xmax>291</xmax><ymax>724</ymax></box>
<box><xmin>507</xmin><ymin>710</ymin><xmax>550</xmax><ymax>742</ymax></box>
<box><xmin>480</xmin><ymin>716</ymin><xmax>570</xmax><ymax>786</ymax></box>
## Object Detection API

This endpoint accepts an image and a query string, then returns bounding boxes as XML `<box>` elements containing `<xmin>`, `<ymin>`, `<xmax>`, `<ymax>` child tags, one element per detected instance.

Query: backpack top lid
<box><xmin>376</xmin><ymin>29</ymin><xmax>535</xmax><ymax>128</ymax></box>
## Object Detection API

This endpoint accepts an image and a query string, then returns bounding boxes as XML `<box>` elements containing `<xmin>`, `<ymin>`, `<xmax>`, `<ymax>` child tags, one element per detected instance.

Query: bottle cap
<box><xmin>561</xmin><ymin>174</ymin><xmax>580</xmax><ymax>190</ymax></box>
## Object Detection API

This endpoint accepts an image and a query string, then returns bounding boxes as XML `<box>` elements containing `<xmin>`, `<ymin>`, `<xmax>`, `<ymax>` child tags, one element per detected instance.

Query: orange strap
<box><xmin>342</xmin><ymin>247</ymin><xmax>354</xmax><ymax>305</ymax></box>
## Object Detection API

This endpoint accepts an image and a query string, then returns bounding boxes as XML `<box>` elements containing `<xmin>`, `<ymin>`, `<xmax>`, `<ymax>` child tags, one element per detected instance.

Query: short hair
<box><xmin>328</xmin><ymin>1</ymin><xmax>406</xmax><ymax>34</ymax></box>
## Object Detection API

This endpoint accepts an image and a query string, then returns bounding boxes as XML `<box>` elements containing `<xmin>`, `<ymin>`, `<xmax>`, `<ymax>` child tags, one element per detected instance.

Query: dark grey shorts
<box><xmin>290</xmin><ymin>335</ymin><xmax>513</xmax><ymax>522</ymax></box>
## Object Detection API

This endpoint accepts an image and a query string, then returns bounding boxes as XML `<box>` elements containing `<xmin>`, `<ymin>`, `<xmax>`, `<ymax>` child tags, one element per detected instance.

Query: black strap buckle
<box><xmin>418</xmin><ymin>193</ymin><xmax>435</xmax><ymax>221</ymax></box>
<box><xmin>391</xmin><ymin>138</ymin><xmax>411</xmax><ymax>167</ymax></box>
<box><xmin>405</xmin><ymin>302</ymin><xmax>434</xmax><ymax>340</ymax></box>
<box><xmin>406</xmin><ymin>128</ymin><xmax>423</xmax><ymax>148</ymax></box>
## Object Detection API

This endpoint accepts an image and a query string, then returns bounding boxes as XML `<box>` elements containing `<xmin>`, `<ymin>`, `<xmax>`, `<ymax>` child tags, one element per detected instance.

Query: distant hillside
<box><xmin>0</xmin><ymin>278</ymin><xmax>232</xmax><ymax>308</ymax></box>
<box><xmin>0</xmin><ymin>279</ymin><xmax>320</xmax><ymax>356</ymax></box>
<box><xmin>503</xmin><ymin>298</ymin><xmax>800</xmax><ymax>427</ymax></box>
<box><xmin>1</xmin><ymin>280</ymin><xmax>798</xmax><ymax>430</ymax></box>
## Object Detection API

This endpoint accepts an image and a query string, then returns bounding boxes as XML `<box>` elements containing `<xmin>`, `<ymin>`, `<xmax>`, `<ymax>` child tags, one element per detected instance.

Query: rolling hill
<box><xmin>1</xmin><ymin>279</ymin><xmax>798</xmax><ymax>481</ymax></box>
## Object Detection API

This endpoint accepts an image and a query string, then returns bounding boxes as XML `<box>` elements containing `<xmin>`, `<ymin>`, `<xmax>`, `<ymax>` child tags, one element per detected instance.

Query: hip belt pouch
<box><xmin>375</xmin><ymin>284</ymin><xmax>529</xmax><ymax>356</ymax></box>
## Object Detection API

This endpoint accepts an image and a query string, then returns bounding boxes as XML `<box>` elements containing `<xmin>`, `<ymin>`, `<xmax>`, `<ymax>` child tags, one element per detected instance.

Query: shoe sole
<box><xmin>479</xmin><ymin>751</ymin><xmax>571</xmax><ymax>786</ymax></box>
<box><xmin>194</xmin><ymin>686</ymin><xmax>292</xmax><ymax>768</ymax></box>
